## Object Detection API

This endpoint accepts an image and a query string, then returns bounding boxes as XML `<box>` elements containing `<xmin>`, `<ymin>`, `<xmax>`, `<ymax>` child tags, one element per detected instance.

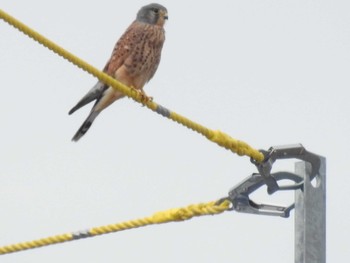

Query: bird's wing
<box><xmin>104</xmin><ymin>21</ymin><xmax>145</xmax><ymax>76</ymax></box>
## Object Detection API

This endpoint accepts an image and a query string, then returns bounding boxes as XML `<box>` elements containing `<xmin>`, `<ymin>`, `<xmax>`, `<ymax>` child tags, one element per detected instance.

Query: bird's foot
<box><xmin>132</xmin><ymin>88</ymin><xmax>153</xmax><ymax>104</ymax></box>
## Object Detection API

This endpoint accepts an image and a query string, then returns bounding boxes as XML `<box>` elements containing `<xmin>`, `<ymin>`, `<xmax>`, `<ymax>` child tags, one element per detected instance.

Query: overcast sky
<box><xmin>1</xmin><ymin>1</ymin><xmax>349</xmax><ymax>262</ymax></box>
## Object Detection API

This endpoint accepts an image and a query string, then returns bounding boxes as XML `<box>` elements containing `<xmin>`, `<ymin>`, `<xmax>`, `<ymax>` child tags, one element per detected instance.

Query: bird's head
<box><xmin>136</xmin><ymin>3</ymin><xmax>168</xmax><ymax>26</ymax></box>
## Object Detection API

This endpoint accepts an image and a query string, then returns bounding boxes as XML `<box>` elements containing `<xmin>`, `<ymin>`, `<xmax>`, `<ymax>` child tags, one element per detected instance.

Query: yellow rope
<box><xmin>0</xmin><ymin>9</ymin><xmax>264</xmax><ymax>162</ymax></box>
<box><xmin>0</xmin><ymin>200</ymin><xmax>231</xmax><ymax>255</ymax></box>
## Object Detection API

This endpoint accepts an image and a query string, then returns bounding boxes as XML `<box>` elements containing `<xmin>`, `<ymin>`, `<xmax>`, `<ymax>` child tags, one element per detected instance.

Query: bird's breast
<box><xmin>123</xmin><ymin>24</ymin><xmax>165</xmax><ymax>87</ymax></box>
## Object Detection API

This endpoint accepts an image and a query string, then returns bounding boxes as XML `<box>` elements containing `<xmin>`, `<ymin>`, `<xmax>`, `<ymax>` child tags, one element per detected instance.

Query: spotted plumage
<box><xmin>69</xmin><ymin>3</ymin><xmax>168</xmax><ymax>141</ymax></box>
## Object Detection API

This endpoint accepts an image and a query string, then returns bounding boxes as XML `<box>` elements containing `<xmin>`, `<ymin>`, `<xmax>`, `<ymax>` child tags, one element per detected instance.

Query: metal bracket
<box><xmin>226</xmin><ymin>172</ymin><xmax>302</xmax><ymax>217</ymax></box>
<box><xmin>221</xmin><ymin>144</ymin><xmax>322</xmax><ymax>218</ymax></box>
<box><xmin>251</xmin><ymin>144</ymin><xmax>321</xmax><ymax>194</ymax></box>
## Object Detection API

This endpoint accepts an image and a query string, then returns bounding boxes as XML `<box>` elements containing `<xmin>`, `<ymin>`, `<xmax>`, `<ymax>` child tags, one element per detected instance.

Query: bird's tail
<box><xmin>72</xmin><ymin>111</ymin><xmax>100</xmax><ymax>142</ymax></box>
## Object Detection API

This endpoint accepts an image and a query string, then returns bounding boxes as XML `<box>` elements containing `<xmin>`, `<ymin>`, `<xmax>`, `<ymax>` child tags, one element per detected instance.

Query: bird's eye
<box><xmin>152</xmin><ymin>8</ymin><xmax>159</xmax><ymax>13</ymax></box>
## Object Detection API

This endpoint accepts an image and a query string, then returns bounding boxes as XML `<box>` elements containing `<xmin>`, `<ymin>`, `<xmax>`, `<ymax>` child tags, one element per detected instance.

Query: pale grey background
<box><xmin>1</xmin><ymin>0</ymin><xmax>349</xmax><ymax>262</ymax></box>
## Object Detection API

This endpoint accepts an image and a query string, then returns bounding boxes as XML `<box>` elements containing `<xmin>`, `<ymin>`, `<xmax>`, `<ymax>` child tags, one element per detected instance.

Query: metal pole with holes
<box><xmin>295</xmin><ymin>159</ymin><xmax>326</xmax><ymax>263</ymax></box>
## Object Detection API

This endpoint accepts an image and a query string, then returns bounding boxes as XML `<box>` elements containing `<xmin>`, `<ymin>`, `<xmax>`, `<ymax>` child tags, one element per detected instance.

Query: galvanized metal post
<box><xmin>295</xmin><ymin>158</ymin><xmax>326</xmax><ymax>263</ymax></box>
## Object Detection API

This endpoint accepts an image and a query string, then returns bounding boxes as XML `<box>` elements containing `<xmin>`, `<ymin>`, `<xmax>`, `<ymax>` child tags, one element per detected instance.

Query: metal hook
<box><xmin>222</xmin><ymin>172</ymin><xmax>303</xmax><ymax>217</ymax></box>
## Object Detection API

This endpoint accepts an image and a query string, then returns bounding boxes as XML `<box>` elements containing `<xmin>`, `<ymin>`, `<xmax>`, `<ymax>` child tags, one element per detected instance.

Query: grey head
<box><xmin>136</xmin><ymin>3</ymin><xmax>168</xmax><ymax>25</ymax></box>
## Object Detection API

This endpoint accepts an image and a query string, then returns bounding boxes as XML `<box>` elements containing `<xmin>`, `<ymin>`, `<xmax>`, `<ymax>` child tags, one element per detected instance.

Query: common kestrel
<box><xmin>69</xmin><ymin>3</ymin><xmax>168</xmax><ymax>141</ymax></box>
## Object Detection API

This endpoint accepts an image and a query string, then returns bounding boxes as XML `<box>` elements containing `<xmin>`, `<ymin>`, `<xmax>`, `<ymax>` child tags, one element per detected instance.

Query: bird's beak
<box><xmin>157</xmin><ymin>10</ymin><xmax>168</xmax><ymax>26</ymax></box>
<box><xmin>161</xmin><ymin>10</ymin><xmax>168</xmax><ymax>20</ymax></box>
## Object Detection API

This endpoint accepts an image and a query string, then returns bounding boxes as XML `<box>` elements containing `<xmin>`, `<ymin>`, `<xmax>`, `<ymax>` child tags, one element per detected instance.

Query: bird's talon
<box><xmin>134</xmin><ymin>89</ymin><xmax>152</xmax><ymax>104</ymax></box>
<box><xmin>140</xmin><ymin>94</ymin><xmax>152</xmax><ymax>104</ymax></box>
